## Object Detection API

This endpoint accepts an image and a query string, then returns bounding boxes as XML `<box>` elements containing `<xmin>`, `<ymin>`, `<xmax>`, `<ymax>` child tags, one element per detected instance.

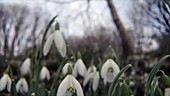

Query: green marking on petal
<box><xmin>66</xmin><ymin>87</ymin><xmax>75</xmax><ymax>96</ymax></box>
<box><xmin>108</xmin><ymin>67</ymin><xmax>114</xmax><ymax>72</ymax></box>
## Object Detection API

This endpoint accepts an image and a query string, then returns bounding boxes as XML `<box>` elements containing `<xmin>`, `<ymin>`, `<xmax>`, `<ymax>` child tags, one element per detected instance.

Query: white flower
<box><xmin>16</xmin><ymin>78</ymin><xmax>28</xmax><ymax>94</ymax></box>
<box><xmin>39</xmin><ymin>66</ymin><xmax>50</xmax><ymax>81</ymax></box>
<box><xmin>165</xmin><ymin>88</ymin><xmax>170</xmax><ymax>96</ymax></box>
<box><xmin>43</xmin><ymin>30</ymin><xmax>66</xmax><ymax>57</ymax></box>
<box><xmin>20</xmin><ymin>58</ymin><xmax>31</xmax><ymax>75</ymax></box>
<box><xmin>83</xmin><ymin>71</ymin><xmax>100</xmax><ymax>91</ymax></box>
<box><xmin>73</xmin><ymin>59</ymin><xmax>87</xmax><ymax>78</ymax></box>
<box><xmin>57</xmin><ymin>75</ymin><xmax>84</xmax><ymax>96</ymax></box>
<box><xmin>0</xmin><ymin>73</ymin><xmax>11</xmax><ymax>92</ymax></box>
<box><xmin>85</xmin><ymin>65</ymin><xmax>97</xmax><ymax>77</ymax></box>
<box><xmin>62</xmin><ymin>63</ymin><xmax>73</xmax><ymax>76</ymax></box>
<box><xmin>101</xmin><ymin>59</ymin><xmax>120</xmax><ymax>84</ymax></box>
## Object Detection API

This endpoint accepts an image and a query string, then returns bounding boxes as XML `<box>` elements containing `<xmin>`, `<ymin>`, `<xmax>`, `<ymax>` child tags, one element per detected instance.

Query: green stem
<box><xmin>88</xmin><ymin>80</ymin><xmax>93</xmax><ymax>96</ymax></box>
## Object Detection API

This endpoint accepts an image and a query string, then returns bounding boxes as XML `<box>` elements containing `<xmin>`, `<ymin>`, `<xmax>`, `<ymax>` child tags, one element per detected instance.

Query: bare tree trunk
<box><xmin>3</xmin><ymin>34</ymin><xmax>8</xmax><ymax>57</ymax></box>
<box><xmin>107</xmin><ymin>0</ymin><xmax>133</xmax><ymax>56</ymax></box>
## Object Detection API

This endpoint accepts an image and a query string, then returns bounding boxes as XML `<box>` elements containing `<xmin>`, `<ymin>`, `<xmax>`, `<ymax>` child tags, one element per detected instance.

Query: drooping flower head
<box><xmin>57</xmin><ymin>75</ymin><xmax>84</xmax><ymax>96</ymax></box>
<box><xmin>83</xmin><ymin>69</ymin><xmax>100</xmax><ymax>92</ymax></box>
<box><xmin>57</xmin><ymin>64</ymin><xmax>84</xmax><ymax>96</ymax></box>
<box><xmin>73</xmin><ymin>52</ymin><xmax>87</xmax><ymax>78</ymax></box>
<box><xmin>20</xmin><ymin>58</ymin><xmax>31</xmax><ymax>76</ymax></box>
<box><xmin>39</xmin><ymin>66</ymin><xmax>50</xmax><ymax>81</ymax></box>
<box><xmin>73</xmin><ymin>59</ymin><xmax>87</xmax><ymax>78</ymax></box>
<box><xmin>0</xmin><ymin>73</ymin><xmax>11</xmax><ymax>92</ymax></box>
<box><xmin>62</xmin><ymin>62</ymin><xmax>73</xmax><ymax>76</ymax></box>
<box><xmin>85</xmin><ymin>65</ymin><xmax>97</xmax><ymax>77</ymax></box>
<box><xmin>101</xmin><ymin>59</ymin><xmax>120</xmax><ymax>84</ymax></box>
<box><xmin>43</xmin><ymin>30</ymin><xmax>66</xmax><ymax>57</ymax></box>
<box><xmin>16</xmin><ymin>77</ymin><xmax>28</xmax><ymax>94</ymax></box>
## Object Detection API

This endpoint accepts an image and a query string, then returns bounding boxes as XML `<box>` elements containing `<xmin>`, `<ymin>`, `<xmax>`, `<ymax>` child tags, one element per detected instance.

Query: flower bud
<box><xmin>119</xmin><ymin>82</ymin><xmax>131</xmax><ymax>96</ymax></box>
<box><xmin>162</xmin><ymin>75</ymin><xmax>170</xmax><ymax>88</ymax></box>
<box><xmin>68</xmin><ymin>65</ymin><xmax>73</xmax><ymax>75</ymax></box>
<box><xmin>55</xmin><ymin>21</ymin><xmax>60</xmax><ymax>31</ymax></box>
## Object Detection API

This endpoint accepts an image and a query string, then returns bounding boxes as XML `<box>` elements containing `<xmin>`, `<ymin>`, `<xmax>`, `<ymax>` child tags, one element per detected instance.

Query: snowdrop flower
<box><xmin>164</xmin><ymin>88</ymin><xmax>170</xmax><ymax>96</ymax></box>
<box><xmin>83</xmin><ymin>71</ymin><xmax>100</xmax><ymax>91</ymax></box>
<box><xmin>0</xmin><ymin>73</ymin><xmax>11</xmax><ymax>92</ymax></box>
<box><xmin>57</xmin><ymin>75</ymin><xmax>84</xmax><ymax>96</ymax></box>
<box><xmin>73</xmin><ymin>59</ymin><xmax>87</xmax><ymax>78</ymax></box>
<box><xmin>62</xmin><ymin>63</ymin><xmax>73</xmax><ymax>76</ymax></box>
<box><xmin>43</xmin><ymin>30</ymin><xmax>66</xmax><ymax>57</ymax></box>
<box><xmin>85</xmin><ymin>65</ymin><xmax>97</xmax><ymax>77</ymax></box>
<box><xmin>39</xmin><ymin>66</ymin><xmax>50</xmax><ymax>81</ymax></box>
<box><xmin>20</xmin><ymin>58</ymin><xmax>31</xmax><ymax>75</ymax></box>
<box><xmin>16</xmin><ymin>77</ymin><xmax>28</xmax><ymax>94</ymax></box>
<box><xmin>101</xmin><ymin>59</ymin><xmax>120</xmax><ymax>84</ymax></box>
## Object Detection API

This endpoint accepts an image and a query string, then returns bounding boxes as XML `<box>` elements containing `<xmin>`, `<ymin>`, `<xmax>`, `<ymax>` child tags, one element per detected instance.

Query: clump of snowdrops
<box><xmin>0</xmin><ymin>16</ymin><xmax>170</xmax><ymax>96</ymax></box>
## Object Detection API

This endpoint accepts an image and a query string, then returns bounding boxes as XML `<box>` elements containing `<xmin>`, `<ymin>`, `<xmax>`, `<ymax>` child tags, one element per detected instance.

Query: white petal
<box><xmin>109</xmin><ymin>59</ymin><xmax>120</xmax><ymax>74</ymax></box>
<box><xmin>62</xmin><ymin>63</ymin><xmax>72</xmax><ymax>76</ymax></box>
<box><xmin>106</xmin><ymin>72</ymin><xmax>114</xmax><ymax>82</ymax></box>
<box><xmin>16</xmin><ymin>78</ymin><xmax>22</xmax><ymax>92</ymax></box>
<box><xmin>93</xmin><ymin>72</ymin><xmax>99</xmax><ymax>91</ymax></box>
<box><xmin>0</xmin><ymin>73</ymin><xmax>8</xmax><ymax>91</ymax></box>
<box><xmin>20</xmin><ymin>58</ymin><xmax>31</xmax><ymax>75</ymax></box>
<box><xmin>165</xmin><ymin>88</ymin><xmax>170</xmax><ymax>96</ymax></box>
<box><xmin>16</xmin><ymin>78</ymin><xmax>28</xmax><ymax>93</ymax></box>
<box><xmin>43</xmin><ymin>33</ymin><xmax>54</xmax><ymax>56</ymax></box>
<box><xmin>85</xmin><ymin>65</ymin><xmax>96</xmax><ymax>77</ymax></box>
<box><xmin>73</xmin><ymin>65</ymin><xmax>78</xmax><ymax>77</ymax></box>
<box><xmin>57</xmin><ymin>75</ymin><xmax>69</xmax><ymax>96</ymax></box>
<box><xmin>40</xmin><ymin>67</ymin><xmax>46</xmax><ymax>80</ymax></box>
<box><xmin>74</xmin><ymin>59</ymin><xmax>87</xmax><ymax>77</ymax></box>
<box><xmin>22</xmin><ymin>78</ymin><xmax>28</xmax><ymax>93</ymax></box>
<box><xmin>54</xmin><ymin>31</ymin><xmax>66</xmax><ymax>57</ymax></box>
<box><xmin>72</xmin><ymin>76</ymin><xmax>84</xmax><ymax>96</ymax></box>
<box><xmin>40</xmin><ymin>66</ymin><xmax>50</xmax><ymax>81</ymax></box>
<box><xmin>101</xmin><ymin>59</ymin><xmax>111</xmax><ymax>78</ymax></box>
<box><xmin>6</xmin><ymin>75</ymin><xmax>12</xmax><ymax>92</ymax></box>
<box><xmin>88</xmin><ymin>65</ymin><xmax>96</xmax><ymax>73</ymax></box>
<box><xmin>46</xmin><ymin>70</ymin><xmax>50</xmax><ymax>81</ymax></box>
<box><xmin>103</xmin><ymin>76</ymin><xmax>107</xmax><ymax>85</ymax></box>
<box><xmin>83</xmin><ymin>73</ymin><xmax>93</xmax><ymax>86</ymax></box>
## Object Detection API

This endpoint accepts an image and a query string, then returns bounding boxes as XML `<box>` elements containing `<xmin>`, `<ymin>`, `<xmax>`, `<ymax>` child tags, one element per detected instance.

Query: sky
<box><xmin>0</xmin><ymin>0</ymin><xmax>160</xmax><ymax>54</ymax></box>
<box><xmin>0</xmin><ymin>0</ymin><xmax>133</xmax><ymax>37</ymax></box>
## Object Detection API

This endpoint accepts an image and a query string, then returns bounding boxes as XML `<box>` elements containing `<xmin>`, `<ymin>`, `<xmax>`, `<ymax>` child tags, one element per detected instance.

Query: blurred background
<box><xmin>0</xmin><ymin>0</ymin><xmax>170</xmax><ymax>95</ymax></box>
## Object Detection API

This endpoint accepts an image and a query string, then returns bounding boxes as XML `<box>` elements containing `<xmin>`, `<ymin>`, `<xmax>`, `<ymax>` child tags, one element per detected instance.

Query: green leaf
<box><xmin>107</xmin><ymin>64</ymin><xmax>132</xmax><ymax>96</ymax></box>
<box><xmin>10</xmin><ymin>79</ymin><xmax>18</xmax><ymax>96</ymax></box>
<box><xmin>154</xmin><ymin>86</ymin><xmax>163</xmax><ymax>96</ymax></box>
<box><xmin>150</xmin><ymin>77</ymin><xmax>158</xmax><ymax>96</ymax></box>
<box><xmin>144</xmin><ymin>55</ymin><xmax>170</xmax><ymax>96</ymax></box>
